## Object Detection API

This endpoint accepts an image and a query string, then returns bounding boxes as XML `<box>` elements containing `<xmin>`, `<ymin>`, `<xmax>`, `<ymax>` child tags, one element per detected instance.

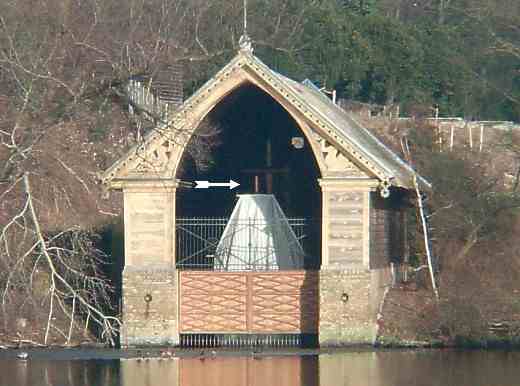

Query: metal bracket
<box><xmin>379</xmin><ymin>178</ymin><xmax>392</xmax><ymax>198</ymax></box>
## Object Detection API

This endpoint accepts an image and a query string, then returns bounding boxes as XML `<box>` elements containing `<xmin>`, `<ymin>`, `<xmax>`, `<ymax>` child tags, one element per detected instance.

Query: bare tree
<box><xmin>0</xmin><ymin>0</ymin><xmax>316</xmax><ymax>345</ymax></box>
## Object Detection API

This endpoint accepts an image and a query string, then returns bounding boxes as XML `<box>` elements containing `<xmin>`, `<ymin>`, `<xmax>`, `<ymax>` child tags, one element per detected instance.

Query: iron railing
<box><xmin>175</xmin><ymin>217</ymin><xmax>315</xmax><ymax>270</ymax></box>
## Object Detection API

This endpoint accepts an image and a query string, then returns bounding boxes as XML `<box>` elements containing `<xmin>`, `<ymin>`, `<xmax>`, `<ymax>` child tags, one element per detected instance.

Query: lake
<box><xmin>0</xmin><ymin>350</ymin><xmax>519</xmax><ymax>386</ymax></box>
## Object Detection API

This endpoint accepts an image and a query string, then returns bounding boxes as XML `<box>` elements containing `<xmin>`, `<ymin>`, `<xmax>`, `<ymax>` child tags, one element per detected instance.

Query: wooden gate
<box><xmin>179</xmin><ymin>271</ymin><xmax>319</xmax><ymax>334</ymax></box>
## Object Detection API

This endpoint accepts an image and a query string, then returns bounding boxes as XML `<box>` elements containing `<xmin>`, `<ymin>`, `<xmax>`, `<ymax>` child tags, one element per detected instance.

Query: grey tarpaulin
<box><xmin>214</xmin><ymin>194</ymin><xmax>304</xmax><ymax>270</ymax></box>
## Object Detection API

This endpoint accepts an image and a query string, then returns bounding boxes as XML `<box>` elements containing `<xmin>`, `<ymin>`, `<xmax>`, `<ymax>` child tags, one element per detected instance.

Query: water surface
<box><xmin>0</xmin><ymin>350</ymin><xmax>519</xmax><ymax>386</ymax></box>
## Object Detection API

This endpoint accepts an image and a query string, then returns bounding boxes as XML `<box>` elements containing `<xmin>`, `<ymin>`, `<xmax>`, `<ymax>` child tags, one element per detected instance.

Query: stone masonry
<box><xmin>119</xmin><ymin>182</ymin><xmax>178</xmax><ymax>347</ymax></box>
<box><xmin>318</xmin><ymin>179</ymin><xmax>396</xmax><ymax>346</ymax></box>
<box><xmin>319</xmin><ymin>269</ymin><xmax>373</xmax><ymax>345</ymax></box>
<box><xmin>121</xmin><ymin>266</ymin><xmax>178</xmax><ymax>347</ymax></box>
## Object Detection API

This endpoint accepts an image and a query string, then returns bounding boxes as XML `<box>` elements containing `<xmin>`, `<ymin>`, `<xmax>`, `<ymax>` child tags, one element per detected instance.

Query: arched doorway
<box><xmin>174</xmin><ymin>83</ymin><xmax>321</xmax><ymax>347</ymax></box>
<box><xmin>176</xmin><ymin>83</ymin><xmax>322</xmax><ymax>269</ymax></box>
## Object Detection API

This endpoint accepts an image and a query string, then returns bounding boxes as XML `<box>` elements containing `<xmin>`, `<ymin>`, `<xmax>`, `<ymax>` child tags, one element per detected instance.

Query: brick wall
<box><xmin>319</xmin><ymin>269</ymin><xmax>373</xmax><ymax>345</ymax></box>
<box><xmin>121</xmin><ymin>266</ymin><xmax>178</xmax><ymax>347</ymax></box>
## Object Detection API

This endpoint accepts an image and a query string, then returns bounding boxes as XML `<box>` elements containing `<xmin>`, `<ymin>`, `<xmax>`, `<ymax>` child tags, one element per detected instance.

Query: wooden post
<box><xmin>479</xmin><ymin>124</ymin><xmax>484</xmax><ymax>152</ymax></box>
<box><xmin>266</xmin><ymin>139</ymin><xmax>273</xmax><ymax>194</ymax></box>
<box><xmin>435</xmin><ymin>107</ymin><xmax>442</xmax><ymax>151</ymax></box>
<box><xmin>402</xmin><ymin>209</ymin><xmax>409</xmax><ymax>282</ymax></box>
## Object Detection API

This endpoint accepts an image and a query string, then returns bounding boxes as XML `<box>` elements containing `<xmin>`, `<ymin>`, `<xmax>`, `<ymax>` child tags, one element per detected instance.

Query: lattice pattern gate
<box><xmin>179</xmin><ymin>271</ymin><xmax>319</xmax><ymax>345</ymax></box>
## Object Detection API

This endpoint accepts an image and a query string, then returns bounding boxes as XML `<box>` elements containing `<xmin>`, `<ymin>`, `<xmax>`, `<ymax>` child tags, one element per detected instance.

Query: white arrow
<box><xmin>195</xmin><ymin>179</ymin><xmax>240</xmax><ymax>190</ymax></box>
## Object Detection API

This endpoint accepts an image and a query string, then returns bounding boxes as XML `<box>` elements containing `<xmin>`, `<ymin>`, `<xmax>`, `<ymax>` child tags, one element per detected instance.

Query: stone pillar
<box><xmin>120</xmin><ymin>180</ymin><xmax>179</xmax><ymax>347</ymax></box>
<box><xmin>318</xmin><ymin>178</ymin><xmax>378</xmax><ymax>346</ymax></box>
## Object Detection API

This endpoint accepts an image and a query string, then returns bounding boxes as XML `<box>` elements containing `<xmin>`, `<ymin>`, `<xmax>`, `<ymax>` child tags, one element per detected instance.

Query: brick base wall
<box><xmin>121</xmin><ymin>266</ymin><xmax>178</xmax><ymax>347</ymax></box>
<box><xmin>119</xmin><ymin>266</ymin><xmax>390</xmax><ymax>347</ymax></box>
<box><xmin>319</xmin><ymin>269</ymin><xmax>374</xmax><ymax>346</ymax></box>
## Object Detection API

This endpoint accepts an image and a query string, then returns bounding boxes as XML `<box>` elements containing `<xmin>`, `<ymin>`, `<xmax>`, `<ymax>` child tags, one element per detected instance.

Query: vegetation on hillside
<box><xmin>374</xmin><ymin>121</ymin><xmax>520</xmax><ymax>345</ymax></box>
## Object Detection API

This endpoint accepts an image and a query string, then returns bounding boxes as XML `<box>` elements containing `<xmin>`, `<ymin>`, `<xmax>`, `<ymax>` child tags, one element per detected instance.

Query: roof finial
<box><xmin>239</xmin><ymin>0</ymin><xmax>253</xmax><ymax>52</ymax></box>
<box><xmin>244</xmin><ymin>0</ymin><xmax>248</xmax><ymax>36</ymax></box>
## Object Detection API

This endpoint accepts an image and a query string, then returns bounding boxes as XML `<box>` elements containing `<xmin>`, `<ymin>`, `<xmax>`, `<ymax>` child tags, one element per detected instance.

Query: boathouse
<box><xmin>102</xmin><ymin>42</ymin><xmax>429</xmax><ymax>347</ymax></box>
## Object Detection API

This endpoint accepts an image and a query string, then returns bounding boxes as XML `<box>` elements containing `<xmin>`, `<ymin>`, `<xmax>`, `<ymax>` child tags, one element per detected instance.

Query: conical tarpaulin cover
<box><xmin>214</xmin><ymin>194</ymin><xmax>305</xmax><ymax>270</ymax></box>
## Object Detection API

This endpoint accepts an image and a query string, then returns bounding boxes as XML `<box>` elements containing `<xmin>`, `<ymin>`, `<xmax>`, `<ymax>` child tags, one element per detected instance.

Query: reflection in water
<box><xmin>178</xmin><ymin>356</ymin><xmax>317</xmax><ymax>386</ymax></box>
<box><xmin>1</xmin><ymin>351</ymin><xmax>520</xmax><ymax>386</ymax></box>
<box><xmin>120</xmin><ymin>359</ymin><xmax>178</xmax><ymax>386</ymax></box>
<box><xmin>120</xmin><ymin>356</ymin><xmax>318</xmax><ymax>386</ymax></box>
<box><xmin>0</xmin><ymin>359</ymin><xmax>120</xmax><ymax>386</ymax></box>
<box><xmin>319</xmin><ymin>351</ymin><xmax>520</xmax><ymax>386</ymax></box>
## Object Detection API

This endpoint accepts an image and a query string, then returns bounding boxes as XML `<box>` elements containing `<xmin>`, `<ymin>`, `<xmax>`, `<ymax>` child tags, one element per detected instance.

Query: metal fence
<box><xmin>180</xmin><ymin>333</ymin><xmax>318</xmax><ymax>349</ymax></box>
<box><xmin>175</xmin><ymin>217</ymin><xmax>315</xmax><ymax>271</ymax></box>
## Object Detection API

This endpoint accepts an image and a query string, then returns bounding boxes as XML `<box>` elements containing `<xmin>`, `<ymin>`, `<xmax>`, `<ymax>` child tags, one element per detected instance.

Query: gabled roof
<box><xmin>102</xmin><ymin>49</ymin><xmax>430</xmax><ymax>191</ymax></box>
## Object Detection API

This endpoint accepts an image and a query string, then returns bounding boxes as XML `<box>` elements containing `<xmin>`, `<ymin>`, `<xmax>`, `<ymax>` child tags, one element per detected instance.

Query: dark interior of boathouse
<box><xmin>175</xmin><ymin>83</ymin><xmax>322</xmax><ymax>269</ymax></box>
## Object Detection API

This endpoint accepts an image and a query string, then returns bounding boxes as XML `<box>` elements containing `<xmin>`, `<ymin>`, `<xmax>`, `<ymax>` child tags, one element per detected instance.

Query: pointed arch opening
<box><xmin>175</xmin><ymin>82</ymin><xmax>322</xmax><ymax>269</ymax></box>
